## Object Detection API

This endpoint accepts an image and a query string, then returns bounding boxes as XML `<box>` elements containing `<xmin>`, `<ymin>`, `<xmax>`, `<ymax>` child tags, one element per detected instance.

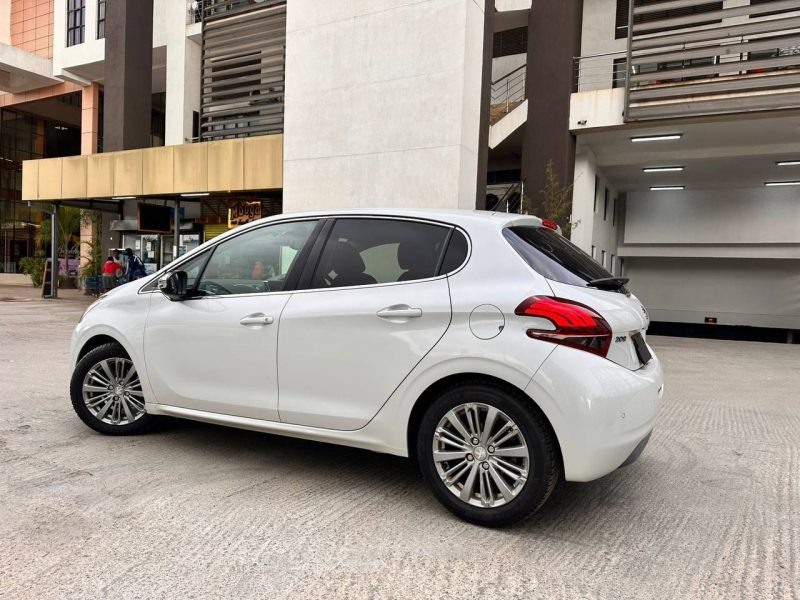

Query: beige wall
<box><xmin>23</xmin><ymin>135</ymin><xmax>284</xmax><ymax>201</ymax></box>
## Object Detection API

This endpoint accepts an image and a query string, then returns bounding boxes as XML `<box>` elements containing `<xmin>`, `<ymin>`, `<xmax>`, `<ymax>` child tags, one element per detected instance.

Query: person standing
<box><xmin>102</xmin><ymin>256</ymin><xmax>119</xmax><ymax>291</ymax></box>
<box><xmin>124</xmin><ymin>248</ymin><xmax>147</xmax><ymax>281</ymax></box>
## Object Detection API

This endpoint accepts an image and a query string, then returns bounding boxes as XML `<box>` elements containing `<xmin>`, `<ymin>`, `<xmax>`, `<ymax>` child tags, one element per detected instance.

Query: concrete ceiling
<box><xmin>578</xmin><ymin>111</ymin><xmax>800</xmax><ymax>192</ymax></box>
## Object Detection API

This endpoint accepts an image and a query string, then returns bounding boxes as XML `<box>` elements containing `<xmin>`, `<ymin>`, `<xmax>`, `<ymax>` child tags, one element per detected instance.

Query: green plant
<box><xmin>520</xmin><ymin>160</ymin><xmax>579</xmax><ymax>237</ymax></box>
<box><xmin>37</xmin><ymin>206</ymin><xmax>83</xmax><ymax>264</ymax></box>
<box><xmin>80</xmin><ymin>239</ymin><xmax>103</xmax><ymax>280</ymax></box>
<box><xmin>18</xmin><ymin>255</ymin><xmax>45</xmax><ymax>287</ymax></box>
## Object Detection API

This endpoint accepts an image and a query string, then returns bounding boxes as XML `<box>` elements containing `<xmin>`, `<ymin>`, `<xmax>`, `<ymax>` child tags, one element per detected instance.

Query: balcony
<box><xmin>574</xmin><ymin>0</ymin><xmax>800</xmax><ymax>123</ymax></box>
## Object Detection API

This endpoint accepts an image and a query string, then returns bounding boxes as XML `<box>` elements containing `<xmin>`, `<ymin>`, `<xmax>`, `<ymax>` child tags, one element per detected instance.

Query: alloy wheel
<box><xmin>432</xmin><ymin>402</ymin><xmax>530</xmax><ymax>508</ymax></box>
<box><xmin>81</xmin><ymin>358</ymin><xmax>146</xmax><ymax>426</ymax></box>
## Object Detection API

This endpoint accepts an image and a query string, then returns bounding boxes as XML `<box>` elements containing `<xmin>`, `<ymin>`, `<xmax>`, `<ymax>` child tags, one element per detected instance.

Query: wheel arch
<box><xmin>77</xmin><ymin>334</ymin><xmax>128</xmax><ymax>363</ymax></box>
<box><xmin>406</xmin><ymin>372</ymin><xmax>564</xmax><ymax>472</ymax></box>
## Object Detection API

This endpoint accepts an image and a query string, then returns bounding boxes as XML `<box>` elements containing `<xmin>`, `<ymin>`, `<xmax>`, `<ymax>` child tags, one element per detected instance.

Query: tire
<box><xmin>416</xmin><ymin>380</ymin><xmax>560</xmax><ymax>527</ymax></box>
<box><xmin>70</xmin><ymin>343</ymin><xmax>156</xmax><ymax>435</ymax></box>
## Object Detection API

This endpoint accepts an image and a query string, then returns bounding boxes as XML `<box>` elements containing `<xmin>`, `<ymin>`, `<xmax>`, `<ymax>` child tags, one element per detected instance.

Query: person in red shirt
<box><xmin>102</xmin><ymin>256</ymin><xmax>120</xmax><ymax>290</ymax></box>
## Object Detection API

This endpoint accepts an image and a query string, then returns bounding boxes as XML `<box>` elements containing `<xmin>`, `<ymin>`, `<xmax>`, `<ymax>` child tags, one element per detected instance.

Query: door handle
<box><xmin>239</xmin><ymin>314</ymin><xmax>274</xmax><ymax>326</ymax></box>
<box><xmin>377</xmin><ymin>306</ymin><xmax>423</xmax><ymax>319</ymax></box>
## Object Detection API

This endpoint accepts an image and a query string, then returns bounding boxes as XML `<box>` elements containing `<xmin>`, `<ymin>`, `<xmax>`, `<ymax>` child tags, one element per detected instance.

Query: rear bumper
<box><xmin>619</xmin><ymin>430</ymin><xmax>651</xmax><ymax>468</ymax></box>
<box><xmin>524</xmin><ymin>345</ymin><xmax>663</xmax><ymax>482</ymax></box>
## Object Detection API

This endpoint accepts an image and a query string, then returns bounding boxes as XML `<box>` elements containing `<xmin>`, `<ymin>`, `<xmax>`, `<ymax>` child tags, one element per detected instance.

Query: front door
<box><xmin>278</xmin><ymin>217</ymin><xmax>454</xmax><ymax>430</ymax></box>
<box><xmin>143</xmin><ymin>219</ymin><xmax>319</xmax><ymax>420</ymax></box>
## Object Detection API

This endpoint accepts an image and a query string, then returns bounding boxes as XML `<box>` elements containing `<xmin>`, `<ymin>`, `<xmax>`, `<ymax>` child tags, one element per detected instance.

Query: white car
<box><xmin>70</xmin><ymin>209</ymin><xmax>663</xmax><ymax>526</ymax></box>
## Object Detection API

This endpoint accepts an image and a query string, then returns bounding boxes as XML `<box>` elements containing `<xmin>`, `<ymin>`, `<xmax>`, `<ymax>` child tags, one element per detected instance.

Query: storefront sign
<box><xmin>228</xmin><ymin>200</ymin><xmax>262</xmax><ymax>228</ymax></box>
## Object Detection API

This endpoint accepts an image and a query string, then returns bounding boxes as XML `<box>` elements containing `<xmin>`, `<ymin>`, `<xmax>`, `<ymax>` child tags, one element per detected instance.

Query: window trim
<box><xmin>295</xmin><ymin>216</ymin><xmax>472</xmax><ymax>293</ymax></box>
<box><xmin>66</xmin><ymin>0</ymin><xmax>86</xmax><ymax>47</ymax></box>
<box><xmin>97</xmin><ymin>0</ymin><xmax>107</xmax><ymax>40</ymax></box>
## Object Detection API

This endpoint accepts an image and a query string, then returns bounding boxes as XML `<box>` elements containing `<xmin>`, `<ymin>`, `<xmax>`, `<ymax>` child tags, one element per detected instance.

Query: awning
<box><xmin>22</xmin><ymin>134</ymin><xmax>283</xmax><ymax>202</ymax></box>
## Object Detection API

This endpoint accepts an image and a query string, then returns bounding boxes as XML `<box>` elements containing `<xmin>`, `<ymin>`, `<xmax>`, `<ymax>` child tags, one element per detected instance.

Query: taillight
<box><xmin>541</xmin><ymin>219</ymin><xmax>559</xmax><ymax>231</ymax></box>
<box><xmin>514</xmin><ymin>296</ymin><xmax>612</xmax><ymax>357</ymax></box>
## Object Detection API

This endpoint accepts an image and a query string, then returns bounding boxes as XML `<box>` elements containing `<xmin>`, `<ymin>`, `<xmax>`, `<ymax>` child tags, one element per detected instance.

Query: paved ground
<box><xmin>1</xmin><ymin>282</ymin><xmax>798</xmax><ymax>599</ymax></box>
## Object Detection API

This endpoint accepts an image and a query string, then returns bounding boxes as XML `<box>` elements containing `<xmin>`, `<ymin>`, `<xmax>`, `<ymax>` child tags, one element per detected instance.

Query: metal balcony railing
<box><xmin>490</xmin><ymin>65</ymin><xmax>526</xmax><ymax>123</ymax></box>
<box><xmin>573</xmin><ymin>51</ymin><xmax>629</xmax><ymax>93</ymax></box>
<box><xmin>186</xmin><ymin>0</ymin><xmax>205</xmax><ymax>25</ymax></box>
<box><xmin>623</xmin><ymin>0</ymin><xmax>800</xmax><ymax>121</ymax></box>
<box><xmin>572</xmin><ymin>1</ymin><xmax>800</xmax><ymax>122</ymax></box>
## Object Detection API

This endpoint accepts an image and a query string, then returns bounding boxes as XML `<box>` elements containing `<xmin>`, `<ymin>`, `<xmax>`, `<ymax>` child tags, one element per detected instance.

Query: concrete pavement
<box><xmin>0</xmin><ymin>284</ymin><xmax>798</xmax><ymax>599</ymax></box>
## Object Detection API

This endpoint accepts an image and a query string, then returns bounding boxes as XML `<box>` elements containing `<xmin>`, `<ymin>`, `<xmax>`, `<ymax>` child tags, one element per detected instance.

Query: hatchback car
<box><xmin>70</xmin><ymin>209</ymin><xmax>663</xmax><ymax>526</ymax></box>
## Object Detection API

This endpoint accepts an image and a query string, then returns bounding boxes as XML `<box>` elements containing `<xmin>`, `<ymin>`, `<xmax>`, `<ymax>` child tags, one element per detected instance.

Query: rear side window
<box><xmin>503</xmin><ymin>226</ymin><xmax>612</xmax><ymax>286</ymax></box>
<box><xmin>440</xmin><ymin>230</ymin><xmax>469</xmax><ymax>274</ymax></box>
<box><xmin>311</xmin><ymin>218</ymin><xmax>450</xmax><ymax>289</ymax></box>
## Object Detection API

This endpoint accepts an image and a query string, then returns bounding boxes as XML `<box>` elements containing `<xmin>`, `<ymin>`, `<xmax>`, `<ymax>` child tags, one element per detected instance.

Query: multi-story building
<box><xmin>14</xmin><ymin>0</ymin><xmax>800</xmax><ymax>338</ymax></box>
<box><xmin>569</xmin><ymin>0</ymin><xmax>800</xmax><ymax>336</ymax></box>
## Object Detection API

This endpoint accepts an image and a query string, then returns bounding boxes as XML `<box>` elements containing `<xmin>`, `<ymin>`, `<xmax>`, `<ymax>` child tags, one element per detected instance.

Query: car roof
<box><xmin>248</xmin><ymin>208</ymin><xmax>544</xmax><ymax>231</ymax></box>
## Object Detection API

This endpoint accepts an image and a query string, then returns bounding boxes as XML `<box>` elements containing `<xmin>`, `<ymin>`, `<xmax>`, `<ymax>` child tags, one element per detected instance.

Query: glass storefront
<box><xmin>0</xmin><ymin>104</ymin><xmax>81</xmax><ymax>273</ymax></box>
<box><xmin>121</xmin><ymin>232</ymin><xmax>202</xmax><ymax>274</ymax></box>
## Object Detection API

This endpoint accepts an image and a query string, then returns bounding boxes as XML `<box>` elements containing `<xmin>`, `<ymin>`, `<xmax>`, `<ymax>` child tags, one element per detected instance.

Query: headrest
<box><xmin>329</xmin><ymin>242</ymin><xmax>366</xmax><ymax>275</ymax></box>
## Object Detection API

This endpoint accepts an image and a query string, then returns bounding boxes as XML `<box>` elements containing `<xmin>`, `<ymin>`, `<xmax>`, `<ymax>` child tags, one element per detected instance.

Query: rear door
<box><xmin>503</xmin><ymin>225</ymin><xmax>650</xmax><ymax>370</ymax></box>
<box><xmin>277</xmin><ymin>217</ymin><xmax>454</xmax><ymax>430</ymax></box>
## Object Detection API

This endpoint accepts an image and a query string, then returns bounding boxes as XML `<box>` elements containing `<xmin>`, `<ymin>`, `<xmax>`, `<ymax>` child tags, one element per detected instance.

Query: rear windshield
<box><xmin>503</xmin><ymin>226</ymin><xmax>613</xmax><ymax>287</ymax></box>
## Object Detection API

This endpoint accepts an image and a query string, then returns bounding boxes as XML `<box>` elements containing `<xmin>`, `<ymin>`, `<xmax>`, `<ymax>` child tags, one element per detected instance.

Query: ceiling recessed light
<box><xmin>650</xmin><ymin>186</ymin><xmax>685</xmax><ymax>191</ymax></box>
<box><xmin>112</xmin><ymin>196</ymin><xmax>136</xmax><ymax>200</ymax></box>
<box><xmin>776</xmin><ymin>160</ymin><xmax>800</xmax><ymax>167</ymax></box>
<box><xmin>631</xmin><ymin>134</ymin><xmax>683</xmax><ymax>143</ymax></box>
<box><xmin>180</xmin><ymin>192</ymin><xmax>210</xmax><ymax>197</ymax></box>
<box><xmin>643</xmin><ymin>166</ymin><xmax>684</xmax><ymax>173</ymax></box>
<box><xmin>765</xmin><ymin>181</ymin><xmax>800</xmax><ymax>187</ymax></box>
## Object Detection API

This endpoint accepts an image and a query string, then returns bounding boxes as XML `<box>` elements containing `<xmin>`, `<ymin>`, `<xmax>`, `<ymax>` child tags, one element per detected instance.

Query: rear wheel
<box><xmin>417</xmin><ymin>381</ymin><xmax>560</xmax><ymax>526</ymax></box>
<box><xmin>70</xmin><ymin>343</ymin><xmax>156</xmax><ymax>435</ymax></box>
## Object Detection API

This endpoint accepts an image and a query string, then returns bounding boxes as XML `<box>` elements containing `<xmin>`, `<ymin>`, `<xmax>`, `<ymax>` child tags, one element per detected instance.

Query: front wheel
<box><xmin>70</xmin><ymin>343</ymin><xmax>156</xmax><ymax>435</ymax></box>
<box><xmin>417</xmin><ymin>381</ymin><xmax>560</xmax><ymax>526</ymax></box>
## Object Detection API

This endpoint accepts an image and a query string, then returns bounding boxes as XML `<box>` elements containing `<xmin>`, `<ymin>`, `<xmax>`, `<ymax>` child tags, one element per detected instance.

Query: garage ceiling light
<box><xmin>112</xmin><ymin>196</ymin><xmax>136</xmax><ymax>200</ymax></box>
<box><xmin>650</xmin><ymin>186</ymin><xmax>685</xmax><ymax>191</ymax></box>
<box><xmin>181</xmin><ymin>192</ymin><xmax>210</xmax><ymax>197</ymax></box>
<box><xmin>776</xmin><ymin>160</ymin><xmax>800</xmax><ymax>166</ymax></box>
<box><xmin>631</xmin><ymin>134</ymin><xmax>682</xmax><ymax>142</ymax></box>
<box><xmin>765</xmin><ymin>181</ymin><xmax>800</xmax><ymax>187</ymax></box>
<box><xmin>643</xmin><ymin>166</ymin><xmax>684</xmax><ymax>173</ymax></box>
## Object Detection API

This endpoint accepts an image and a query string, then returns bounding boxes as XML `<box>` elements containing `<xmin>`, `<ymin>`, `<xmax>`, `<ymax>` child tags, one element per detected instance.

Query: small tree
<box><xmin>520</xmin><ymin>160</ymin><xmax>579</xmax><ymax>237</ymax></box>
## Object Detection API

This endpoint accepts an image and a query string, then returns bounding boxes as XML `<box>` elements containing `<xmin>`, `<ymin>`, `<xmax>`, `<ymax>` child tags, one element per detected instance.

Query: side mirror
<box><xmin>158</xmin><ymin>271</ymin><xmax>188</xmax><ymax>301</ymax></box>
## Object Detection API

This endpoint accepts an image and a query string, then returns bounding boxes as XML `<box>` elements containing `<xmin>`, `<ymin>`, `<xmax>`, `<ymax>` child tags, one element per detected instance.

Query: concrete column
<box><xmin>164</xmin><ymin>0</ymin><xmax>201</xmax><ymax>146</ymax></box>
<box><xmin>104</xmin><ymin>0</ymin><xmax>154</xmax><ymax>152</ymax></box>
<box><xmin>522</xmin><ymin>0</ymin><xmax>583</xmax><ymax>217</ymax></box>
<box><xmin>570</xmin><ymin>144</ymin><xmax>597</xmax><ymax>253</ymax></box>
<box><xmin>475</xmin><ymin>0</ymin><xmax>494</xmax><ymax>210</ymax></box>
<box><xmin>80</xmin><ymin>83</ymin><xmax>101</xmax><ymax>155</ymax></box>
<box><xmin>283</xmin><ymin>0</ymin><xmax>487</xmax><ymax>212</ymax></box>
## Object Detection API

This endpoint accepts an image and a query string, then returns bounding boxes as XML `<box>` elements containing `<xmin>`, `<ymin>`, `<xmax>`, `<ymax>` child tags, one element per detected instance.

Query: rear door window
<box><xmin>503</xmin><ymin>225</ymin><xmax>613</xmax><ymax>286</ymax></box>
<box><xmin>311</xmin><ymin>218</ymin><xmax>451</xmax><ymax>289</ymax></box>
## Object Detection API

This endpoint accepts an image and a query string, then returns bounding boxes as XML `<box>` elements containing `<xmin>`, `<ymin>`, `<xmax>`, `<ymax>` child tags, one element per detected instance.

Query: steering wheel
<box><xmin>198</xmin><ymin>280</ymin><xmax>232</xmax><ymax>296</ymax></box>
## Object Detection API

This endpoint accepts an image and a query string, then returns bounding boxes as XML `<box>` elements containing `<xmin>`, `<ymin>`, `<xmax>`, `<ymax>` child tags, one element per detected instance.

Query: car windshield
<box><xmin>503</xmin><ymin>225</ymin><xmax>613</xmax><ymax>287</ymax></box>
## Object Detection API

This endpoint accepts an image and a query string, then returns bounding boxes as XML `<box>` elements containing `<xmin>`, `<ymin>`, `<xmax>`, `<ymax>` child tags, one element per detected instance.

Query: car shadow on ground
<box><xmin>149</xmin><ymin>417</ymin><xmax>633</xmax><ymax>529</ymax></box>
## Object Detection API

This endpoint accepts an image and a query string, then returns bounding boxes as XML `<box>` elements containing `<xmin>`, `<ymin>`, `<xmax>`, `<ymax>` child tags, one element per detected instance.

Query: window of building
<box><xmin>311</xmin><ymin>219</ymin><xmax>451</xmax><ymax>289</ymax></box>
<box><xmin>601</xmin><ymin>250</ymin><xmax>607</xmax><ymax>269</ymax></box>
<box><xmin>612</xmin><ymin>57</ymin><xmax>628</xmax><ymax>89</ymax></box>
<box><xmin>612</xmin><ymin>198</ymin><xmax>617</xmax><ymax>226</ymax></box>
<box><xmin>604</xmin><ymin>188</ymin><xmax>609</xmax><ymax>221</ymax></box>
<box><xmin>610</xmin><ymin>254</ymin><xmax>616</xmax><ymax>275</ymax></box>
<box><xmin>67</xmin><ymin>0</ymin><xmax>86</xmax><ymax>46</ymax></box>
<box><xmin>591</xmin><ymin>245</ymin><xmax>597</xmax><ymax>260</ymax></box>
<box><xmin>594</xmin><ymin>176</ymin><xmax>599</xmax><ymax>213</ymax></box>
<box><xmin>97</xmin><ymin>0</ymin><xmax>106</xmax><ymax>39</ymax></box>
<box><xmin>493</xmin><ymin>27</ymin><xmax>528</xmax><ymax>58</ymax></box>
<box><xmin>615</xmin><ymin>0</ymin><xmax>723</xmax><ymax>40</ymax></box>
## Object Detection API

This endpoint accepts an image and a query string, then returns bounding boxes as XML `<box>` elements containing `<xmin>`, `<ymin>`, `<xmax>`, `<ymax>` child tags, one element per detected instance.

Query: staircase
<box><xmin>489</xmin><ymin>65</ymin><xmax>527</xmax><ymax>148</ymax></box>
